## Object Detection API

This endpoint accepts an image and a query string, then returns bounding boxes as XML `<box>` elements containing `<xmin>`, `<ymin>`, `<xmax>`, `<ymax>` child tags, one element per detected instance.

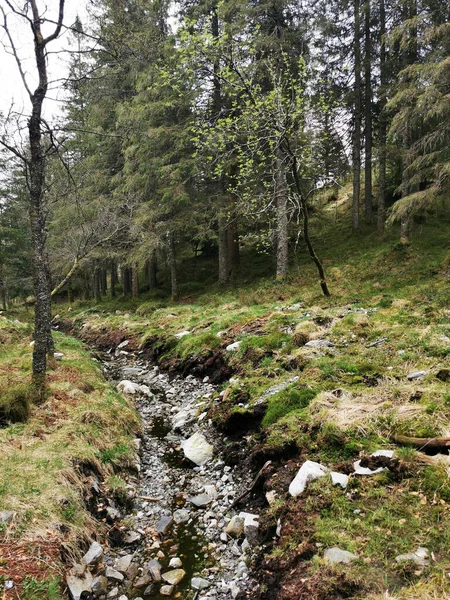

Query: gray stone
<box><xmin>157</xmin><ymin>515</ymin><xmax>174</xmax><ymax>535</ymax></box>
<box><xmin>134</xmin><ymin>574</ymin><xmax>152</xmax><ymax>588</ymax></box>
<box><xmin>324</xmin><ymin>547</ymin><xmax>358</xmax><ymax>564</ymax></box>
<box><xmin>182</xmin><ymin>432</ymin><xmax>214</xmax><ymax>466</ymax></box>
<box><xmin>305</xmin><ymin>339</ymin><xmax>334</xmax><ymax>348</ymax></box>
<box><xmin>108</xmin><ymin>588</ymin><xmax>119</xmax><ymax>598</ymax></box>
<box><xmin>106</xmin><ymin>566</ymin><xmax>124</xmax><ymax>582</ymax></box>
<box><xmin>82</xmin><ymin>541</ymin><xmax>103</xmax><ymax>565</ymax></box>
<box><xmin>147</xmin><ymin>559</ymin><xmax>162</xmax><ymax>582</ymax></box>
<box><xmin>173</xmin><ymin>509</ymin><xmax>190</xmax><ymax>524</ymax></box>
<box><xmin>54</xmin><ymin>352</ymin><xmax>64</xmax><ymax>360</ymax></box>
<box><xmin>115</xmin><ymin>554</ymin><xmax>133</xmax><ymax>573</ymax></box>
<box><xmin>143</xmin><ymin>583</ymin><xmax>158</xmax><ymax>596</ymax></box>
<box><xmin>160</xmin><ymin>585</ymin><xmax>174</xmax><ymax>596</ymax></box>
<box><xmin>240</xmin><ymin>512</ymin><xmax>259</xmax><ymax>546</ymax></box>
<box><xmin>174</xmin><ymin>330</ymin><xmax>191</xmax><ymax>338</ymax></box>
<box><xmin>0</xmin><ymin>511</ymin><xmax>15</xmax><ymax>525</ymax></box>
<box><xmin>289</xmin><ymin>460</ymin><xmax>328</xmax><ymax>497</ymax></box>
<box><xmin>66</xmin><ymin>565</ymin><xmax>93</xmax><ymax>600</ymax></box>
<box><xmin>186</xmin><ymin>493</ymin><xmax>212</xmax><ymax>508</ymax></box>
<box><xmin>161</xmin><ymin>569</ymin><xmax>185</xmax><ymax>586</ymax></box>
<box><xmin>395</xmin><ymin>547</ymin><xmax>429</xmax><ymax>566</ymax></box>
<box><xmin>91</xmin><ymin>576</ymin><xmax>108</xmax><ymax>596</ymax></box>
<box><xmin>191</xmin><ymin>577</ymin><xmax>211</xmax><ymax>590</ymax></box>
<box><xmin>407</xmin><ymin>371</ymin><xmax>428</xmax><ymax>380</ymax></box>
<box><xmin>106</xmin><ymin>506</ymin><xmax>121</xmax><ymax>521</ymax></box>
<box><xmin>123</xmin><ymin>530</ymin><xmax>141</xmax><ymax>544</ymax></box>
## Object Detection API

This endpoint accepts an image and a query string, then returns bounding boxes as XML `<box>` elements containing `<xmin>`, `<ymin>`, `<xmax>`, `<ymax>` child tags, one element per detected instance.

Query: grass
<box><xmin>11</xmin><ymin>196</ymin><xmax>447</xmax><ymax>599</ymax></box>
<box><xmin>0</xmin><ymin>317</ymin><xmax>140</xmax><ymax>597</ymax></box>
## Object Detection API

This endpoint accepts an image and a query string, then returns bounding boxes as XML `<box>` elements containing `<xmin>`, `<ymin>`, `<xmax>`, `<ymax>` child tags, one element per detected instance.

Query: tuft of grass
<box><xmin>263</xmin><ymin>385</ymin><xmax>317</xmax><ymax>427</ymax></box>
<box><xmin>0</xmin><ymin>383</ymin><xmax>34</xmax><ymax>424</ymax></box>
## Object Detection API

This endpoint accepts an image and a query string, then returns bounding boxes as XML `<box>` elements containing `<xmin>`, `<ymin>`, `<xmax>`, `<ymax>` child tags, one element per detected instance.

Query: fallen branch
<box><xmin>138</xmin><ymin>495</ymin><xmax>163</xmax><ymax>502</ymax></box>
<box><xmin>393</xmin><ymin>435</ymin><xmax>450</xmax><ymax>451</ymax></box>
<box><xmin>230</xmin><ymin>460</ymin><xmax>272</xmax><ymax>509</ymax></box>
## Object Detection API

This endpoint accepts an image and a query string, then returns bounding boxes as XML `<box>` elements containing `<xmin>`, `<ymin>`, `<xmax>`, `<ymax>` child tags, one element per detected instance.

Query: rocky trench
<box><xmin>67</xmin><ymin>344</ymin><xmax>261</xmax><ymax>600</ymax></box>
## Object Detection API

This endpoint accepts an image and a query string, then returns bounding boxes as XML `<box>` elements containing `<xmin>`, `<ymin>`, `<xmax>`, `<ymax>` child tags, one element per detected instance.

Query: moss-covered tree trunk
<box><xmin>352</xmin><ymin>0</ymin><xmax>362</xmax><ymax>232</ymax></box>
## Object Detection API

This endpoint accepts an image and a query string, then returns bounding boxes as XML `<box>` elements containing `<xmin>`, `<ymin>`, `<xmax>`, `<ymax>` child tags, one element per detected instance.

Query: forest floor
<box><xmin>1</xmin><ymin>212</ymin><xmax>450</xmax><ymax>599</ymax></box>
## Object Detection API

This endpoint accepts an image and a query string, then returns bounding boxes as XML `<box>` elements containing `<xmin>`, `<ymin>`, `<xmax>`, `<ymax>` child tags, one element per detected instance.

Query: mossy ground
<box><xmin>0</xmin><ymin>316</ymin><xmax>140</xmax><ymax>598</ymax></box>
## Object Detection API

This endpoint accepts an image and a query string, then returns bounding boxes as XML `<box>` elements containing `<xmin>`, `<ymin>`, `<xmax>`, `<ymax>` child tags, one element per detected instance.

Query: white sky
<box><xmin>0</xmin><ymin>0</ymin><xmax>89</xmax><ymax>123</ymax></box>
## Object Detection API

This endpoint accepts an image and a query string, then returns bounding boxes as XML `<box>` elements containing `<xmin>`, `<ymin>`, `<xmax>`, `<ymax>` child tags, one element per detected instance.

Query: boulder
<box><xmin>240</xmin><ymin>512</ymin><xmax>259</xmax><ymax>546</ymax></box>
<box><xmin>182</xmin><ymin>432</ymin><xmax>213</xmax><ymax>466</ymax></box>
<box><xmin>289</xmin><ymin>460</ymin><xmax>328</xmax><ymax>497</ymax></box>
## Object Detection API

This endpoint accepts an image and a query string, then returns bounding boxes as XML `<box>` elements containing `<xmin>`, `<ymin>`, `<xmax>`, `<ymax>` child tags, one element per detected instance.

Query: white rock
<box><xmin>66</xmin><ymin>565</ymin><xmax>93</xmax><ymax>600</ymax></box>
<box><xmin>395</xmin><ymin>547</ymin><xmax>429</xmax><ymax>566</ymax></box>
<box><xmin>331</xmin><ymin>472</ymin><xmax>349</xmax><ymax>489</ymax></box>
<box><xmin>305</xmin><ymin>339</ymin><xmax>334</xmax><ymax>348</ymax></box>
<box><xmin>324</xmin><ymin>547</ymin><xmax>358</xmax><ymax>564</ymax></box>
<box><xmin>371</xmin><ymin>450</ymin><xmax>394</xmax><ymax>458</ymax></box>
<box><xmin>353</xmin><ymin>460</ymin><xmax>385</xmax><ymax>476</ymax></box>
<box><xmin>117</xmin><ymin>380</ymin><xmax>141</xmax><ymax>394</ymax></box>
<box><xmin>169</xmin><ymin>557</ymin><xmax>182</xmax><ymax>568</ymax></box>
<box><xmin>226</xmin><ymin>341</ymin><xmax>242</xmax><ymax>352</ymax></box>
<box><xmin>115</xmin><ymin>554</ymin><xmax>133</xmax><ymax>573</ymax></box>
<box><xmin>182</xmin><ymin>432</ymin><xmax>214</xmax><ymax>466</ymax></box>
<box><xmin>175</xmin><ymin>330</ymin><xmax>191</xmax><ymax>338</ymax></box>
<box><xmin>289</xmin><ymin>460</ymin><xmax>328</xmax><ymax>497</ymax></box>
<box><xmin>54</xmin><ymin>352</ymin><xmax>64</xmax><ymax>360</ymax></box>
<box><xmin>117</xmin><ymin>340</ymin><xmax>129</xmax><ymax>349</ymax></box>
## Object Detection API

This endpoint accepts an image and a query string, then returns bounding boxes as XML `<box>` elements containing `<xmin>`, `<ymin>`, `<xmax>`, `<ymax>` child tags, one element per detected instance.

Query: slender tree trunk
<box><xmin>377</xmin><ymin>0</ymin><xmax>387</xmax><ymax>234</ymax></box>
<box><xmin>227</xmin><ymin>208</ymin><xmax>240</xmax><ymax>275</ymax></box>
<box><xmin>111</xmin><ymin>260</ymin><xmax>117</xmax><ymax>298</ymax></box>
<box><xmin>132</xmin><ymin>263</ymin><xmax>139</xmax><ymax>297</ymax></box>
<box><xmin>122</xmin><ymin>267</ymin><xmax>132</xmax><ymax>296</ymax></box>
<box><xmin>67</xmin><ymin>280</ymin><xmax>73</xmax><ymax>304</ymax></box>
<box><xmin>352</xmin><ymin>0</ymin><xmax>362</xmax><ymax>232</ymax></box>
<box><xmin>400</xmin><ymin>214</ymin><xmax>410</xmax><ymax>245</ymax></box>
<box><xmin>168</xmin><ymin>233</ymin><xmax>178</xmax><ymax>301</ymax></box>
<box><xmin>149</xmin><ymin>250</ymin><xmax>158</xmax><ymax>289</ymax></box>
<box><xmin>100</xmin><ymin>268</ymin><xmax>107</xmax><ymax>295</ymax></box>
<box><xmin>0</xmin><ymin>272</ymin><xmax>7</xmax><ymax>311</ymax></box>
<box><xmin>275</xmin><ymin>149</ymin><xmax>289</xmax><ymax>280</ymax></box>
<box><xmin>94</xmin><ymin>263</ymin><xmax>101</xmax><ymax>303</ymax></box>
<box><xmin>364</xmin><ymin>0</ymin><xmax>373</xmax><ymax>224</ymax></box>
<box><xmin>218</xmin><ymin>215</ymin><xmax>228</xmax><ymax>285</ymax></box>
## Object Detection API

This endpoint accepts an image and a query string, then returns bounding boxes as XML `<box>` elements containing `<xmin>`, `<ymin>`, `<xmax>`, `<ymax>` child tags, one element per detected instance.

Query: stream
<box><xmin>82</xmin><ymin>346</ymin><xmax>258</xmax><ymax>600</ymax></box>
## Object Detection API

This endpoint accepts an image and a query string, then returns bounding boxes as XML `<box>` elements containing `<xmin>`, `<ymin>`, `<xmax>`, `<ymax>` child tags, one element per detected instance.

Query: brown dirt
<box><xmin>0</xmin><ymin>537</ymin><xmax>63</xmax><ymax>599</ymax></box>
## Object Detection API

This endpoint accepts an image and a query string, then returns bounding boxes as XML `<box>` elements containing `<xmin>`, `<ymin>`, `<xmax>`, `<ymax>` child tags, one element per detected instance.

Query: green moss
<box><xmin>262</xmin><ymin>385</ymin><xmax>317</xmax><ymax>427</ymax></box>
<box><xmin>0</xmin><ymin>383</ymin><xmax>32</xmax><ymax>424</ymax></box>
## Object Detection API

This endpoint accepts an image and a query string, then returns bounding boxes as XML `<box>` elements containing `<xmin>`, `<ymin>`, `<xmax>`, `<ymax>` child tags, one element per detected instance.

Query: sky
<box><xmin>0</xmin><ymin>0</ymin><xmax>89</xmax><ymax>124</ymax></box>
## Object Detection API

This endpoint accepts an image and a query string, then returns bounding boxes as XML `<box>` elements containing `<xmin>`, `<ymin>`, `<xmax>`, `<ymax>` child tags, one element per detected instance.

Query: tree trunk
<box><xmin>352</xmin><ymin>0</ymin><xmax>362</xmax><ymax>232</ymax></box>
<box><xmin>364</xmin><ymin>0</ymin><xmax>373</xmax><ymax>224</ymax></box>
<box><xmin>100</xmin><ymin>268</ymin><xmax>107</xmax><ymax>295</ymax></box>
<box><xmin>94</xmin><ymin>263</ymin><xmax>101</xmax><ymax>303</ymax></box>
<box><xmin>400</xmin><ymin>214</ymin><xmax>410</xmax><ymax>245</ymax></box>
<box><xmin>149</xmin><ymin>250</ymin><xmax>158</xmax><ymax>289</ymax></box>
<box><xmin>168</xmin><ymin>233</ymin><xmax>178</xmax><ymax>301</ymax></box>
<box><xmin>122</xmin><ymin>266</ymin><xmax>132</xmax><ymax>296</ymax></box>
<box><xmin>275</xmin><ymin>149</ymin><xmax>289</xmax><ymax>280</ymax></box>
<box><xmin>377</xmin><ymin>0</ymin><xmax>387</xmax><ymax>234</ymax></box>
<box><xmin>218</xmin><ymin>215</ymin><xmax>229</xmax><ymax>285</ymax></box>
<box><xmin>227</xmin><ymin>208</ymin><xmax>240</xmax><ymax>275</ymax></box>
<box><xmin>132</xmin><ymin>263</ymin><xmax>139</xmax><ymax>297</ymax></box>
<box><xmin>67</xmin><ymin>280</ymin><xmax>73</xmax><ymax>304</ymax></box>
<box><xmin>111</xmin><ymin>260</ymin><xmax>117</xmax><ymax>298</ymax></box>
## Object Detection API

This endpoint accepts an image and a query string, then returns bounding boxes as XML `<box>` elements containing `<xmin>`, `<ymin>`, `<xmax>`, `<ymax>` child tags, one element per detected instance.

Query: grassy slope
<box><xmin>62</xmin><ymin>208</ymin><xmax>450</xmax><ymax>598</ymax></box>
<box><xmin>0</xmin><ymin>318</ymin><xmax>140</xmax><ymax>599</ymax></box>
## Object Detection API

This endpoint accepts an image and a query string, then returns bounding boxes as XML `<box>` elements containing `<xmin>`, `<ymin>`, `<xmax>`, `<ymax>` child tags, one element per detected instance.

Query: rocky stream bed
<box><xmin>67</xmin><ymin>345</ymin><xmax>260</xmax><ymax>600</ymax></box>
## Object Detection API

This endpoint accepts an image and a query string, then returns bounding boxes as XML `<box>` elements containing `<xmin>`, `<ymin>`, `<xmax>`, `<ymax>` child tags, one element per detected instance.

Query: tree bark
<box><xmin>364</xmin><ymin>0</ymin><xmax>373</xmax><ymax>224</ymax></box>
<box><xmin>227</xmin><ymin>206</ymin><xmax>240</xmax><ymax>276</ymax></box>
<box><xmin>94</xmin><ymin>263</ymin><xmax>101</xmax><ymax>303</ymax></box>
<box><xmin>168</xmin><ymin>233</ymin><xmax>178</xmax><ymax>301</ymax></box>
<box><xmin>352</xmin><ymin>0</ymin><xmax>362</xmax><ymax>232</ymax></box>
<box><xmin>149</xmin><ymin>250</ymin><xmax>158</xmax><ymax>289</ymax></box>
<box><xmin>132</xmin><ymin>263</ymin><xmax>139</xmax><ymax>297</ymax></box>
<box><xmin>377</xmin><ymin>0</ymin><xmax>387</xmax><ymax>234</ymax></box>
<box><xmin>111</xmin><ymin>260</ymin><xmax>117</xmax><ymax>298</ymax></box>
<box><xmin>100</xmin><ymin>268</ymin><xmax>107</xmax><ymax>295</ymax></box>
<box><xmin>122</xmin><ymin>266</ymin><xmax>132</xmax><ymax>296</ymax></box>
<box><xmin>218</xmin><ymin>215</ymin><xmax>228</xmax><ymax>285</ymax></box>
<box><xmin>275</xmin><ymin>149</ymin><xmax>289</xmax><ymax>280</ymax></box>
